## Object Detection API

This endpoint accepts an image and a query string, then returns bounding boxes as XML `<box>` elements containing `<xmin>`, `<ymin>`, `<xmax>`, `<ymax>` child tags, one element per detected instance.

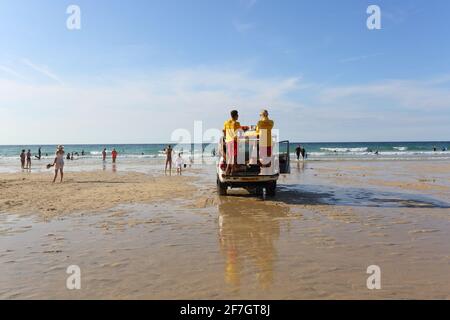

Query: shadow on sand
<box><xmin>224</xmin><ymin>184</ymin><xmax>450</xmax><ymax>209</ymax></box>
<box><xmin>276</xmin><ymin>184</ymin><xmax>450</xmax><ymax>208</ymax></box>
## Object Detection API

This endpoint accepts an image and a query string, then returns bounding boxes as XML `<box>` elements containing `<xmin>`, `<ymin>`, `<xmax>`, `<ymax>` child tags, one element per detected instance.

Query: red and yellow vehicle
<box><xmin>216</xmin><ymin>129</ymin><xmax>290</xmax><ymax>196</ymax></box>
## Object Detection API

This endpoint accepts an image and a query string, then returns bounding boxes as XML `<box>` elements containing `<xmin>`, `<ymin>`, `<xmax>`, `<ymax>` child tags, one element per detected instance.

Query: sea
<box><xmin>0</xmin><ymin>141</ymin><xmax>449</xmax><ymax>173</ymax></box>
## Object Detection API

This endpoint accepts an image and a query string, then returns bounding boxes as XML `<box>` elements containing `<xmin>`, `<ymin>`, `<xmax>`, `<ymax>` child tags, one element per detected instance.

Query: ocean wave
<box><xmin>393</xmin><ymin>146</ymin><xmax>408</xmax><ymax>151</ymax></box>
<box><xmin>320</xmin><ymin>147</ymin><xmax>369</xmax><ymax>153</ymax></box>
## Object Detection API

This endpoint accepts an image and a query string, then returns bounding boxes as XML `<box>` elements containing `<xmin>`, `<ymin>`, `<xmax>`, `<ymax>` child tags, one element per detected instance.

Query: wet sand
<box><xmin>1</xmin><ymin>160</ymin><xmax>449</xmax><ymax>299</ymax></box>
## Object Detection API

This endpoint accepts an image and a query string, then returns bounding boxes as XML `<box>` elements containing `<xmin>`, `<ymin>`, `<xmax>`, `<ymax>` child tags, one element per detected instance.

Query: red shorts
<box><xmin>259</xmin><ymin>146</ymin><xmax>272</xmax><ymax>157</ymax></box>
<box><xmin>226</xmin><ymin>141</ymin><xmax>237</xmax><ymax>164</ymax></box>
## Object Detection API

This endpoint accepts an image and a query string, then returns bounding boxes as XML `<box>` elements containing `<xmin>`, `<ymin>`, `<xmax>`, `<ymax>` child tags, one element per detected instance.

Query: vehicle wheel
<box><xmin>255</xmin><ymin>186</ymin><xmax>263</xmax><ymax>196</ymax></box>
<box><xmin>217</xmin><ymin>177</ymin><xmax>227</xmax><ymax>195</ymax></box>
<box><xmin>266</xmin><ymin>181</ymin><xmax>276</xmax><ymax>196</ymax></box>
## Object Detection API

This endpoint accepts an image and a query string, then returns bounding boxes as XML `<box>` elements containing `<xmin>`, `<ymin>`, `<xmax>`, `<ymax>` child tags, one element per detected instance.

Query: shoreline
<box><xmin>2</xmin><ymin>157</ymin><xmax>450</xmax><ymax>175</ymax></box>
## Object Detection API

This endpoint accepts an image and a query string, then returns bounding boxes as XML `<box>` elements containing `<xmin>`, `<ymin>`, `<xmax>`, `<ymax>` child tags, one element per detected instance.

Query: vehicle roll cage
<box><xmin>220</xmin><ymin>134</ymin><xmax>274</xmax><ymax>167</ymax></box>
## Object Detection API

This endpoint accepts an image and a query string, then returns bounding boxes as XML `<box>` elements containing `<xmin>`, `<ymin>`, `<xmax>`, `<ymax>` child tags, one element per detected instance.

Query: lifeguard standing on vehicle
<box><xmin>223</xmin><ymin>110</ymin><xmax>241</xmax><ymax>176</ymax></box>
<box><xmin>217</xmin><ymin>109</ymin><xmax>290</xmax><ymax>196</ymax></box>
<box><xmin>256</xmin><ymin>109</ymin><xmax>274</xmax><ymax>162</ymax></box>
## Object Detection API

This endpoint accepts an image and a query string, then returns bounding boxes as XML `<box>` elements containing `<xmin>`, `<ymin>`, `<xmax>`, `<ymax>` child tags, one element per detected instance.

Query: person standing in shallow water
<box><xmin>295</xmin><ymin>145</ymin><xmax>302</xmax><ymax>161</ymax></box>
<box><xmin>20</xmin><ymin>150</ymin><xmax>26</xmax><ymax>169</ymax></box>
<box><xmin>35</xmin><ymin>147</ymin><xmax>41</xmax><ymax>160</ymax></box>
<box><xmin>111</xmin><ymin>148</ymin><xmax>118</xmax><ymax>163</ymax></box>
<box><xmin>165</xmin><ymin>145</ymin><xmax>173</xmax><ymax>175</ymax></box>
<box><xmin>102</xmin><ymin>148</ymin><xmax>107</xmax><ymax>161</ymax></box>
<box><xmin>175</xmin><ymin>153</ymin><xmax>184</xmax><ymax>175</ymax></box>
<box><xmin>302</xmin><ymin>147</ymin><xmax>308</xmax><ymax>160</ymax></box>
<box><xmin>26</xmin><ymin>149</ymin><xmax>32</xmax><ymax>169</ymax></box>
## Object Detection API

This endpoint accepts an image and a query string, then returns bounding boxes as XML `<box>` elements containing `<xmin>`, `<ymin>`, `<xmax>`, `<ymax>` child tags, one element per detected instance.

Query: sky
<box><xmin>0</xmin><ymin>0</ymin><xmax>449</xmax><ymax>144</ymax></box>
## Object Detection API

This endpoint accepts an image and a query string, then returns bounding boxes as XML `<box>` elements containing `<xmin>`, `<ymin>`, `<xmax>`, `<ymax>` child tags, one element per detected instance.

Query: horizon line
<box><xmin>1</xmin><ymin>140</ymin><xmax>450</xmax><ymax>146</ymax></box>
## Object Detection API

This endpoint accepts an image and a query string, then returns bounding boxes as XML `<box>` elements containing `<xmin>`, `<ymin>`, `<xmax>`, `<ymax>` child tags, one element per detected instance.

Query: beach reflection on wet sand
<box><xmin>1</xmin><ymin>160</ymin><xmax>449</xmax><ymax>299</ymax></box>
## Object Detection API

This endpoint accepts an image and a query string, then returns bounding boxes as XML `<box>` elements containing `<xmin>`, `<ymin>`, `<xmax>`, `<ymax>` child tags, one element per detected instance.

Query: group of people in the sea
<box><xmin>19</xmin><ymin>136</ymin><xmax>448</xmax><ymax>182</ymax></box>
<box><xmin>101</xmin><ymin>148</ymin><xmax>118</xmax><ymax>163</ymax></box>
<box><xmin>18</xmin><ymin>146</ymin><xmax>120</xmax><ymax>182</ymax></box>
<box><xmin>433</xmin><ymin>146</ymin><xmax>447</xmax><ymax>152</ymax></box>
<box><xmin>19</xmin><ymin>147</ymin><xmax>49</xmax><ymax>170</ymax></box>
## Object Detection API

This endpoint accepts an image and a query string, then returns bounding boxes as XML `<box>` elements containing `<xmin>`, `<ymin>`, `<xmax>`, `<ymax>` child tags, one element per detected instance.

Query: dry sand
<box><xmin>0</xmin><ymin>171</ymin><xmax>194</xmax><ymax>217</ymax></box>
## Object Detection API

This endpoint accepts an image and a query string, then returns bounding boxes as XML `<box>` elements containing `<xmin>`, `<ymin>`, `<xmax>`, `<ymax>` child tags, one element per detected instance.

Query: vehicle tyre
<box><xmin>266</xmin><ymin>181</ymin><xmax>276</xmax><ymax>196</ymax></box>
<box><xmin>255</xmin><ymin>186</ymin><xmax>264</xmax><ymax>196</ymax></box>
<box><xmin>217</xmin><ymin>177</ymin><xmax>227</xmax><ymax>195</ymax></box>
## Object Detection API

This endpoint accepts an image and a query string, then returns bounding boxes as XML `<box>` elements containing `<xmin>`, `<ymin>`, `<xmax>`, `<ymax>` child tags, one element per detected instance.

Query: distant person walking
<box><xmin>295</xmin><ymin>145</ymin><xmax>302</xmax><ymax>160</ymax></box>
<box><xmin>102</xmin><ymin>148</ymin><xmax>107</xmax><ymax>161</ymax></box>
<box><xmin>111</xmin><ymin>148</ymin><xmax>118</xmax><ymax>163</ymax></box>
<box><xmin>165</xmin><ymin>145</ymin><xmax>173</xmax><ymax>175</ymax></box>
<box><xmin>26</xmin><ymin>149</ymin><xmax>32</xmax><ymax>169</ymax></box>
<box><xmin>52</xmin><ymin>145</ymin><xmax>65</xmax><ymax>183</ymax></box>
<box><xmin>20</xmin><ymin>150</ymin><xmax>26</xmax><ymax>169</ymax></box>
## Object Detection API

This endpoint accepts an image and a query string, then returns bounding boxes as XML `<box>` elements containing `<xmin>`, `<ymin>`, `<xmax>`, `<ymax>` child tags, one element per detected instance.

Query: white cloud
<box><xmin>340</xmin><ymin>53</ymin><xmax>384</xmax><ymax>63</ymax></box>
<box><xmin>0</xmin><ymin>68</ymin><xmax>303</xmax><ymax>144</ymax></box>
<box><xmin>1</xmin><ymin>66</ymin><xmax>449</xmax><ymax>144</ymax></box>
<box><xmin>22</xmin><ymin>58</ymin><xmax>63</xmax><ymax>84</ymax></box>
<box><xmin>320</xmin><ymin>78</ymin><xmax>450</xmax><ymax>110</ymax></box>
<box><xmin>0</xmin><ymin>65</ymin><xmax>27</xmax><ymax>81</ymax></box>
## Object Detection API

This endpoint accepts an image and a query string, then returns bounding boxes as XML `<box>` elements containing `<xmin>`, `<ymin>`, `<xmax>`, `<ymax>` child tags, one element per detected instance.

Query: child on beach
<box><xmin>20</xmin><ymin>150</ymin><xmax>26</xmax><ymax>169</ymax></box>
<box><xmin>175</xmin><ymin>153</ymin><xmax>184</xmax><ymax>175</ymax></box>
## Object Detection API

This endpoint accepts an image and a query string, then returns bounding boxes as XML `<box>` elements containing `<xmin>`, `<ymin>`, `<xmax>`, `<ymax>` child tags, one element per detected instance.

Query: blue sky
<box><xmin>0</xmin><ymin>0</ymin><xmax>449</xmax><ymax>144</ymax></box>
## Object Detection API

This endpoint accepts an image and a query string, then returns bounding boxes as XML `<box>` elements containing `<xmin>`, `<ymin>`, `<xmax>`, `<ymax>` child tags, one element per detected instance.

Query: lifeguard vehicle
<box><xmin>216</xmin><ymin>128</ymin><xmax>290</xmax><ymax>196</ymax></box>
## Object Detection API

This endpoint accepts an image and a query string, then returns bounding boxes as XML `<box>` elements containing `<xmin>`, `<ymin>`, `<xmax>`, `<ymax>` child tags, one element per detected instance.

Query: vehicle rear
<box><xmin>216</xmin><ymin>135</ymin><xmax>290</xmax><ymax>196</ymax></box>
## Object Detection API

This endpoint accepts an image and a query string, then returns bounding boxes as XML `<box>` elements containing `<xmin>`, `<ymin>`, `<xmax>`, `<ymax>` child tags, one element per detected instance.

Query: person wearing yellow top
<box><xmin>223</xmin><ymin>110</ymin><xmax>241</xmax><ymax>175</ymax></box>
<box><xmin>256</xmin><ymin>109</ymin><xmax>274</xmax><ymax>157</ymax></box>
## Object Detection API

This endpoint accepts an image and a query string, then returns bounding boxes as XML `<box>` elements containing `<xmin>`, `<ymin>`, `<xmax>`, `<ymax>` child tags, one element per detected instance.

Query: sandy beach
<box><xmin>0</xmin><ymin>171</ymin><xmax>195</xmax><ymax>217</ymax></box>
<box><xmin>1</xmin><ymin>160</ymin><xmax>449</xmax><ymax>299</ymax></box>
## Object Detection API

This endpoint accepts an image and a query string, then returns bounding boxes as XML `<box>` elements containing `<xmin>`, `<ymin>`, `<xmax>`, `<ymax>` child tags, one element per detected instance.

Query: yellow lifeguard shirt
<box><xmin>256</xmin><ymin>117</ymin><xmax>274</xmax><ymax>147</ymax></box>
<box><xmin>223</xmin><ymin>119</ymin><xmax>241</xmax><ymax>143</ymax></box>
